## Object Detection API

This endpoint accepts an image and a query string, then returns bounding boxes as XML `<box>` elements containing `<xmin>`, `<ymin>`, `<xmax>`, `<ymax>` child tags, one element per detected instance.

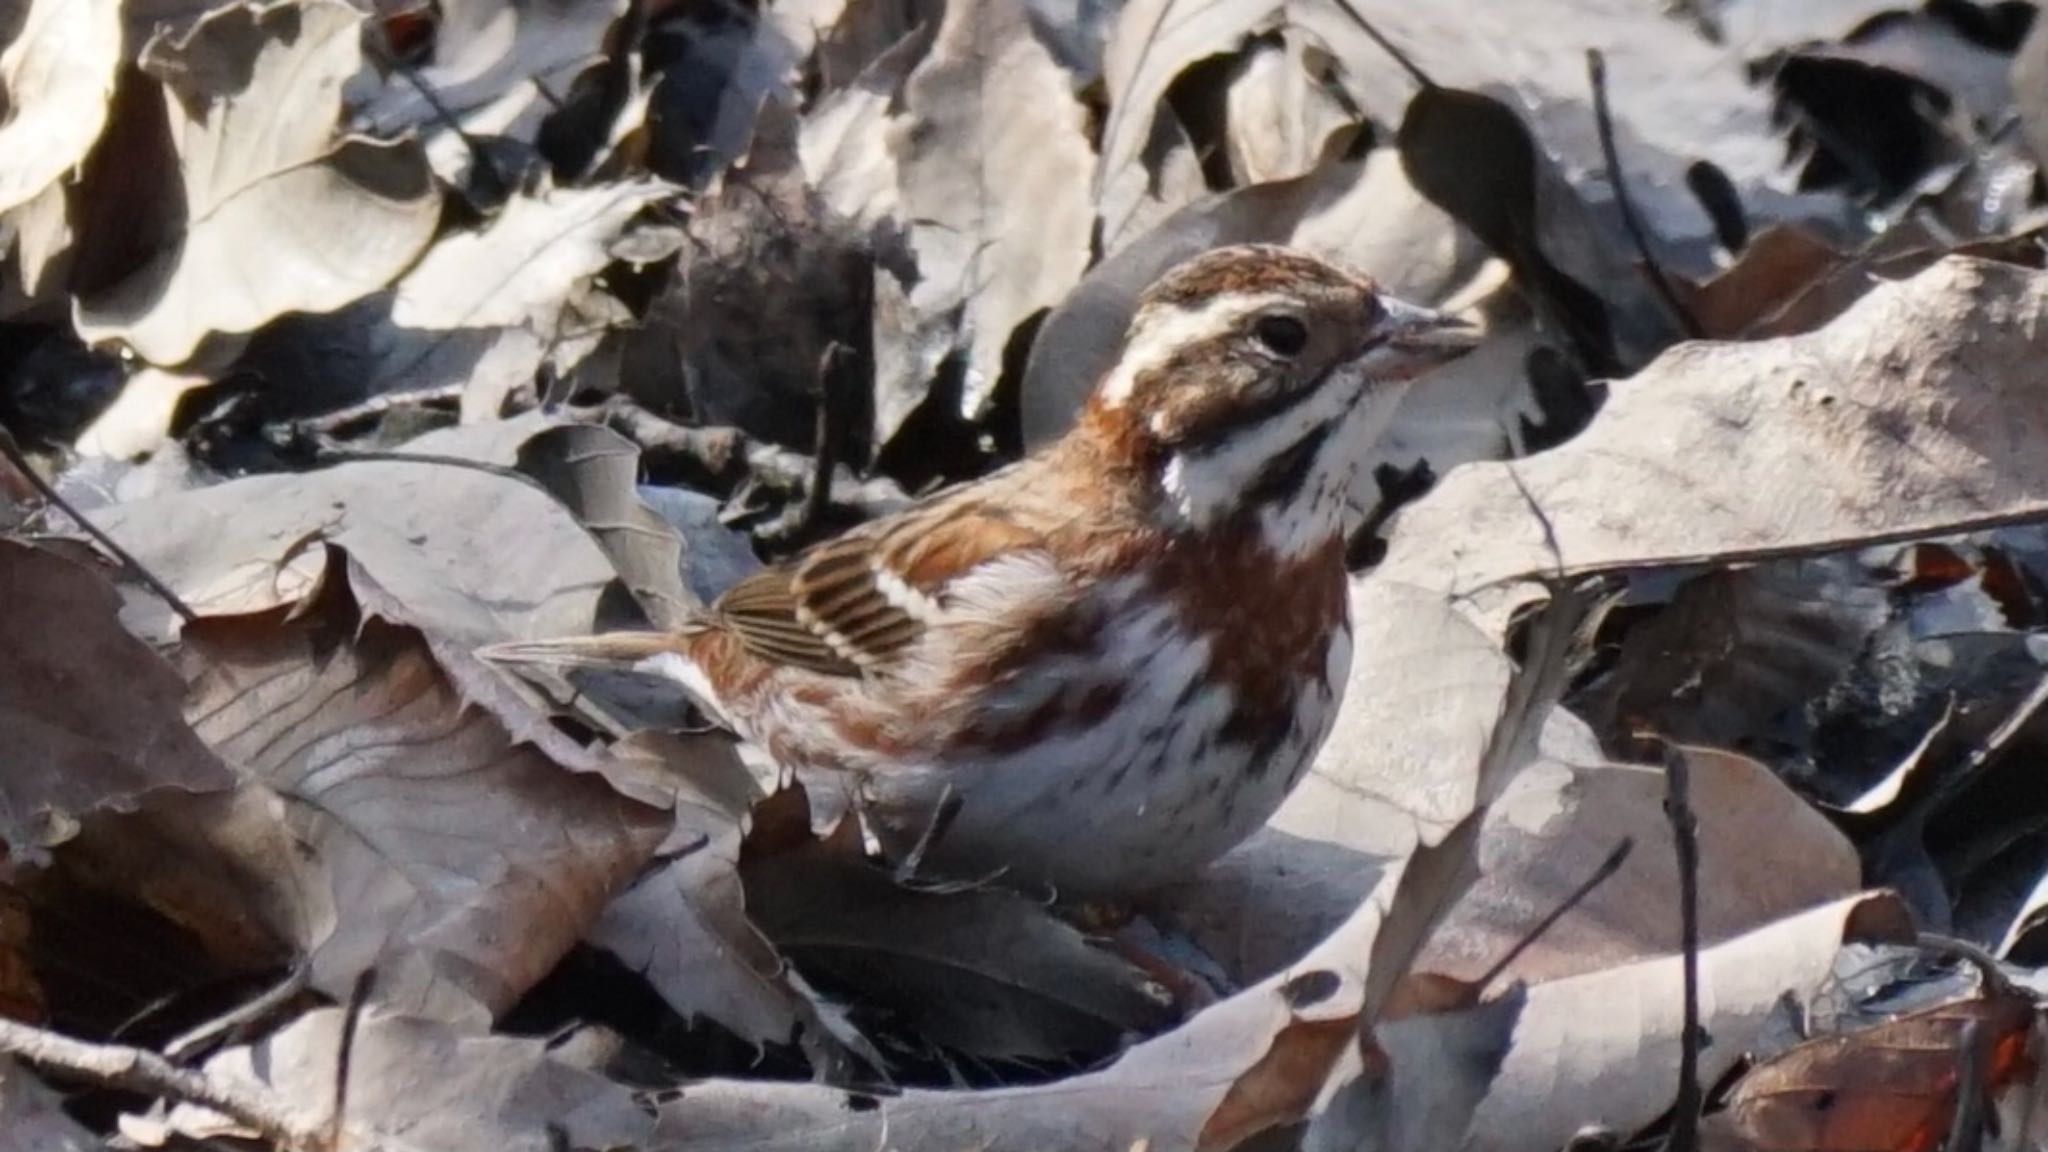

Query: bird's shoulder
<box><xmin>710</xmin><ymin>464</ymin><xmax>1096</xmax><ymax>677</ymax></box>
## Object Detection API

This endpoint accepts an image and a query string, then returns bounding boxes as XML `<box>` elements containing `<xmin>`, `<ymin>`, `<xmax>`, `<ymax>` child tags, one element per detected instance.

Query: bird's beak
<box><xmin>1370</xmin><ymin>296</ymin><xmax>1484</xmax><ymax>378</ymax></box>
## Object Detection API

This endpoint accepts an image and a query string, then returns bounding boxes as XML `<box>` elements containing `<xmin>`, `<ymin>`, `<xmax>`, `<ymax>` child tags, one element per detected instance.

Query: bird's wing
<box><xmin>713</xmin><ymin>505</ymin><xmax>1052</xmax><ymax>677</ymax></box>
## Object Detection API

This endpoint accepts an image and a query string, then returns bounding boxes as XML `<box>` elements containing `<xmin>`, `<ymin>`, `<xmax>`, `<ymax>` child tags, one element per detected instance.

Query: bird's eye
<box><xmin>1253</xmin><ymin>315</ymin><xmax>1309</xmax><ymax>357</ymax></box>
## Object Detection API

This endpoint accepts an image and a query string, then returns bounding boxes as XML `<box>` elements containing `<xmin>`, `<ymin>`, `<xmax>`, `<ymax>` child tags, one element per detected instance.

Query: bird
<box><xmin>489</xmin><ymin>244</ymin><xmax>1480</xmax><ymax>895</ymax></box>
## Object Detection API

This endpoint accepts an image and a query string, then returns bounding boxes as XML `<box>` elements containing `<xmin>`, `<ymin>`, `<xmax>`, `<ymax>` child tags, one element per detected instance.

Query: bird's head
<box><xmin>1074</xmin><ymin>244</ymin><xmax>1480</xmax><ymax>550</ymax></box>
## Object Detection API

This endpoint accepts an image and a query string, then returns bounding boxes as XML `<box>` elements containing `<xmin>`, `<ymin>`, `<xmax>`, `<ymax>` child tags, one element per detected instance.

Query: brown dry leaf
<box><xmin>1677</xmin><ymin>224</ymin><xmax>1854</xmax><ymax>339</ymax></box>
<box><xmin>68</xmin><ymin>553</ymin><xmax>668</xmax><ymax>1022</ymax></box>
<box><xmin>1378</xmin><ymin>258</ymin><xmax>2048</xmax><ymax>629</ymax></box>
<box><xmin>0</xmin><ymin>540</ymin><xmax>231</xmax><ymax>862</ymax></box>
<box><xmin>888</xmin><ymin>0</ymin><xmax>1095</xmax><ymax>419</ymax></box>
<box><xmin>71</xmin><ymin>0</ymin><xmax>441</xmax><ymax>365</ymax></box>
<box><xmin>1724</xmin><ymin>987</ymin><xmax>2040</xmax><ymax>1152</ymax></box>
<box><xmin>797</xmin><ymin>24</ymin><xmax>929</xmax><ymax>229</ymax></box>
<box><xmin>0</xmin><ymin>0</ymin><xmax>121</xmax><ymax>217</ymax></box>
<box><xmin>137</xmin><ymin>1007</ymin><xmax>654</xmax><ymax>1150</ymax></box>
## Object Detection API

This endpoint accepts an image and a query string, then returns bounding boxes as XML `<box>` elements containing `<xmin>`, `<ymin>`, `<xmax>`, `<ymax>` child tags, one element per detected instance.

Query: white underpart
<box><xmin>638</xmin><ymin>562</ymin><xmax>1348</xmax><ymax>892</ymax></box>
<box><xmin>1096</xmin><ymin>293</ymin><xmax>1291</xmax><ymax>407</ymax></box>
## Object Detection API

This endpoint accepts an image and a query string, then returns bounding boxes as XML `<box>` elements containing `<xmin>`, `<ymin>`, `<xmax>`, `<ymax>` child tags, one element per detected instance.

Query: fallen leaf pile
<box><xmin>5</xmin><ymin>0</ymin><xmax>2048</xmax><ymax>1149</ymax></box>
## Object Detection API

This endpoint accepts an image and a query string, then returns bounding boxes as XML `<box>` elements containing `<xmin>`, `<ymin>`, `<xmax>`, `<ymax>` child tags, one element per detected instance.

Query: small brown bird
<box><xmin>491</xmin><ymin>245</ymin><xmax>1479</xmax><ymax>894</ymax></box>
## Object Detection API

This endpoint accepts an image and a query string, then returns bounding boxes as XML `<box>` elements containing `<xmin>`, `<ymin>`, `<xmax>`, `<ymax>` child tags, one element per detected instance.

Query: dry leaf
<box><xmin>585</xmin><ymin>734</ymin><xmax>805</xmax><ymax>1048</ymax></box>
<box><xmin>1379</xmin><ymin>258</ymin><xmax>2048</xmax><ymax>629</ymax></box>
<box><xmin>96</xmin><ymin>451</ymin><xmax>618</xmax><ymax>647</ymax></box>
<box><xmin>888</xmin><ymin>0</ymin><xmax>1095</xmax><ymax>419</ymax></box>
<box><xmin>0</xmin><ymin>540</ymin><xmax>232</xmax><ymax>862</ymax></box>
<box><xmin>72</xmin><ymin>0</ymin><xmax>441</xmax><ymax>365</ymax></box>
<box><xmin>350</xmin><ymin>0</ymin><xmax>631</xmax><ymax>182</ymax></box>
<box><xmin>0</xmin><ymin>0</ymin><xmax>121</xmax><ymax>217</ymax></box>
<box><xmin>109</xmin><ymin>553</ymin><xmax>670</xmax><ymax>1020</ymax></box>
<box><xmin>1725</xmin><ymin>987</ymin><xmax>2040</xmax><ymax>1152</ymax></box>
<box><xmin>142</xmin><ymin>1007</ymin><xmax>654</xmax><ymax>1150</ymax></box>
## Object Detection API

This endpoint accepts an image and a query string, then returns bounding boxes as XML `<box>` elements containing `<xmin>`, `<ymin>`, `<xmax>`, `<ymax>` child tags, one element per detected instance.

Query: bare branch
<box><xmin>0</xmin><ymin>1017</ymin><xmax>324</xmax><ymax>1150</ymax></box>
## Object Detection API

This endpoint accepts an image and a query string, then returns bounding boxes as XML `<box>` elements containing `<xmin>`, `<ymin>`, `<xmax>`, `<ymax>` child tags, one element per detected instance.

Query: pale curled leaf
<box><xmin>1425</xmin><ymin>746</ymin><xmax>1863</xmax><ymax>989</ymax></box>
<box><xmin>96</xmin><ymin>453</ymin><xmax>618</xmax><ymax>648</ymax></box>
<box><xmin>349</xmin><ymin>0</ymin><xmax>630</xmax><ymax>179</ymax></box>
<box><xmin>0</xmin><ymin>0</ymin><xmax>121</xmax><ymax>216</ymax></box>
<box><xmin>889</xmin><ymin>0</ymin><xmax>1095</xmax><ymax>419</ymax></box>
<box><xmin>73</xmin><ymin>0</ymin><xmax>441</xmax><ymax>364</ymax></box>
<box><xmin>1307</xmin><ymin>892</ymin><xmax>1915</xmax><ymax>1152</ymax></box>
<box><xmin>1379</xmin><ymin>258</ymin><xmax>2048</xmax><ymax>622</ymax></box>
<box><xmin>0</xmin><ymin>541</ymin><xmax>232</xmax><ymax>862</ymax></box>
<box><xmin>514</xmin><ymin>423</ymin><xmax>698</xmax><ymax>630</ymax></box>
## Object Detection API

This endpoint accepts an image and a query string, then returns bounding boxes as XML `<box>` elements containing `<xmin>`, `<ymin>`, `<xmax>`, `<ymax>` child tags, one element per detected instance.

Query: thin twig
<box><xmin>1474</xmin><ymin>837</ymin><xmax>1634</xmax><ymax>990</ymax></box>
<box><xmin>0</xmin><ymin>425</ymin><xmax>198</xmax><ymax>624</ymax></box>
<box><xmin>894</xmin><ymin>785</ymin><xmax>963</xmax><ymax>886</ymax></box>
<box><xmin>290</xmin><ymin>384</ymin><xmax>465</xmax><ymax>439</ymax></box>
<box><xmin>165</xmin><ymin>963</ymin><xmax>312</xmax><ymax>1063</ymax></box>
<box><xmin>1585</xmin><ymin>50</ymin><xmax>1704</xmax><ymax>340</ymax></box>
<box><xmin>1330</xmin><ymin>0</ymin><xmax>1436</xmax><ymax>89</ymax></box>
<box><xmin>1660</xmin><ymin>741</ymin><xmax>1703</xmax><ymax>1152</ymax></box>
<box><xmin>327</xmin><ymin>970</ymin><xmax>377</xmax><ymax>1150</ymax></box>
<box><xmin>0</xmin><ymin>1016</ymin><xmax>324</xmax><ymax>1150</ymax></box>
<box><xmin>799</xmin><ymin>342</ymin><xmax>850</xmax><ymax>537</ymax></box>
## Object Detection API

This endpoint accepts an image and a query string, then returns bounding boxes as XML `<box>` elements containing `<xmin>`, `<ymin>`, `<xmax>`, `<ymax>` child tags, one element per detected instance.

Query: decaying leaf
<box><xmin>96</xmin><ymin>450</ymin><xmax>618</xmax><ymax>646</ymax></box>
<box><xmin>585</xmin><ymin>734</ymin><xmax>804</xmax><ymax>1049</ymax></box>
<box><xmin>0</xmin><ymin>540</ymin><xmax>232</xmax><ymax>862</ymax></box>
<box><xmin>349</xmin><ymin>0</ymin><xmax>632</xmax><ymax>182</ymax></box>
<box><xmin>888</xmin><ymin>0</ymin><xmax>1095</xmax><ymax>419</ymax></box>
<box><xmin>0</xmin><ymin>0</ymin><xmax>121</xmax><ymax>217</ymax></box>
<box><xmin>1379</xmin><ymin>258</ymin><xmax>2048</xmax><ymax>629</ymax></box>
<box><xmin>64</xmin><ymin>552</ymin><xmax>670</xmax><ymax>1022</ymax></box>
<box><xmin>72</xmin><ymin>0</ymin><xmax>441</xmax><ymax>365</ymax></box>
<box><xmin>1723</xmin><ymin>985</ymin><xmax>2040</xmax><ymax>1152</ymax></box>
<box><xmin>743</xmin><ymin>793</ymin><xmax>1174</xmax><ymax>1064</ymax></box>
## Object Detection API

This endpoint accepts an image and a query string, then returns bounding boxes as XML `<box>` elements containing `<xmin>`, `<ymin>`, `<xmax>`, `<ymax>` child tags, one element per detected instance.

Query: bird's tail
<box><xmin>478</xmin><ymin>627</ymin><xmax>700</xmax><ymax>672</ymax></box>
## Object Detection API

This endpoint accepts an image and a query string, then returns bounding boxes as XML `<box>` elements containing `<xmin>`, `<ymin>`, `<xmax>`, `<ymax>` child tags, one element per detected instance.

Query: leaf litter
<box><xmin>6</xmin><ymin>0</ymin><xmax>2048</xmax><ymax>1149</ymax></box>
